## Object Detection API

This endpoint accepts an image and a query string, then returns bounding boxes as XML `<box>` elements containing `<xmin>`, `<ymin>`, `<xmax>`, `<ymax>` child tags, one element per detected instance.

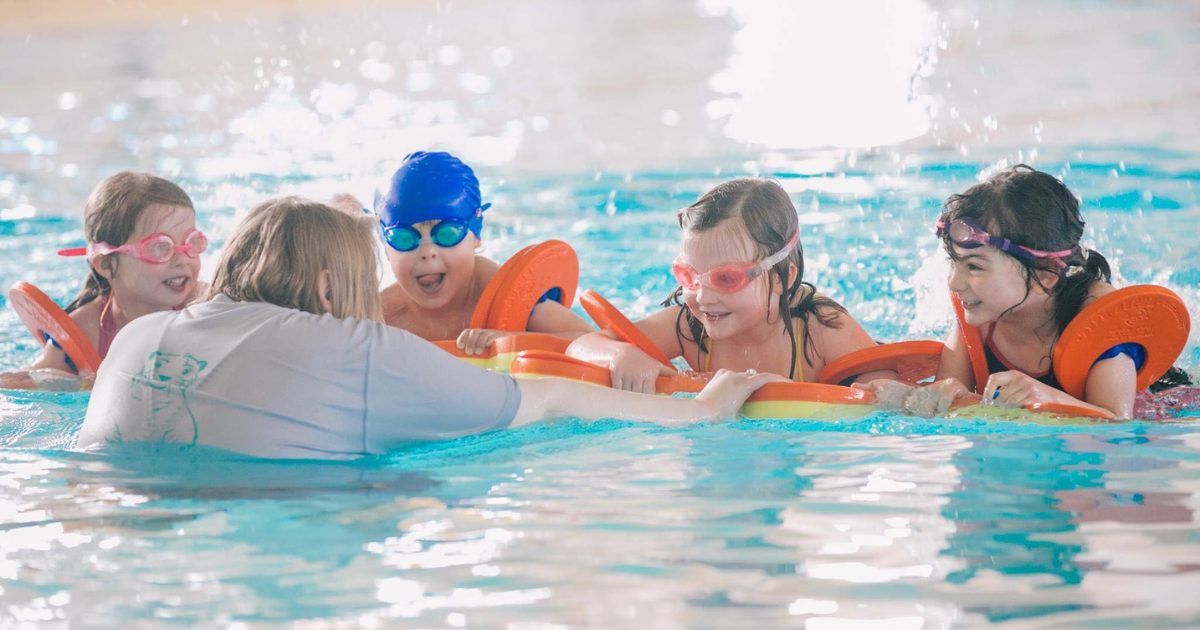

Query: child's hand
<box><xmin>0</xmin><ymin>369</ymin><xmax>88</xmax><ymax>391</ymax></box>
<box><xmin>983</xmin><ymin>371</ymin><xmax>1063</xmax><ymax>408</ymax></box>
<box><xmin>852</xmin><ymin>379</ymin><xmax>915</xmax><ymax>409</ymax></box>
<box><xmin>0</xmin><ymin>371</ymin><xmax>37</xmax><ymax>390</ymax></box>
<box><xmin>610</xmin><ymin>343</ymin><xmax>676</xmax><ymax>394</ymax></box>
<box><xmin>694</xmin><ymin>369</ymin><xmax>787</xmax><ymax>422</ymax></box>
<box><xmin>854</xmin><ymin>378</ymin><xmax>973</xmax><ymax>417</ymax></box>
<box><xmin>456</xmin><ymin>328</ymin><xmax>512</xmax><ymax>356</ymax></box>
<box><xmin>906</xmin><ymin>378</ymin><xmax>975</xmax><ymax>416</ymax></box>
<box><xmin>929</xmin><ymin>377</ymin><xmax>973</xmax><ymax>404</ymax></box>
<box><xmin>329</xmin><ymin>193</ymin><xmax>368</xmax><ymax>216</ymax></box>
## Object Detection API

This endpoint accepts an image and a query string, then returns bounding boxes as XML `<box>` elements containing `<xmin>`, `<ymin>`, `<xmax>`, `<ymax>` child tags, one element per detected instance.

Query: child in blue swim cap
<box><xmin>376</xmin><ymin>151</ymin><xmax>591</xmax><ymax>349</ymax></box>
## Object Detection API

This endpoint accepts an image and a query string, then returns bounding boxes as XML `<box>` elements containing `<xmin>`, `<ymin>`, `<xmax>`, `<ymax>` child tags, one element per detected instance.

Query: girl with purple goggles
<box><xmin>935</xmin><ymin>217</ymin><xmax>1072</xmax><ymax>268</ymax></box>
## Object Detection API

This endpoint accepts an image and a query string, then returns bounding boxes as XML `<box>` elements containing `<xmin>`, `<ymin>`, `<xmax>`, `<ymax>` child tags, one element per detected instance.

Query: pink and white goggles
<box><xmin>58</xmin><ymin>229</ymin><xmax>208</xmax><ymax>264</ymax></box>
<box><xmin>672</xmin><ymin>229</ymin><xmax>799</xmax><ymax>293</ymax></box>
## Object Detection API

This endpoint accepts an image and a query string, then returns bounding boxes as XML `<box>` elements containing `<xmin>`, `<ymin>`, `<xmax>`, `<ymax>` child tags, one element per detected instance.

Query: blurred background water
<box><xmin>1</xmin><ymin>0</ymin><xmax>1199</xmax><ymax>626</ymax></box>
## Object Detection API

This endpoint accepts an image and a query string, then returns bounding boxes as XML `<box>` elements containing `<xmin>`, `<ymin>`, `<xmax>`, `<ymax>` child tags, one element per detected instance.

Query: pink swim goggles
<box><xmin>58</xmin><ymin>229</ymin><xmax>208</xmax><ymax>264</ymax></box>
<box><xmin>672</xmin><ymin>229</ymin><xmax>800</xmax><ymax>293</ymax></box>
<box><xmin>936</xmin><ymin>218</ymin><xmax>1071</xmax><ymax>268</ymax></box>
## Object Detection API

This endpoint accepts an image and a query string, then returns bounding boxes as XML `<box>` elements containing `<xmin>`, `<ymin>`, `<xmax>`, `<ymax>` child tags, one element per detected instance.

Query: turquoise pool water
<box><xmin>4</xmin><ymin>0</ymin><xmax>1200</xmax><ymax>624</ymax></box>
<box><xmin>2</xmin><ymin>149</ymin><xmax>1199</xmax><ymax>626</ymax></box>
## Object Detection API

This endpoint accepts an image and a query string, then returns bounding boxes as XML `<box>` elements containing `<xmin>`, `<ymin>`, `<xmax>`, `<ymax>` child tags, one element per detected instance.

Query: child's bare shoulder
<box><xmin>68</xmin><ymin>299</ymin><xmax>104</xmax><ymax>339</ymax></box>
<box><xmin>379</xmin><ymin>284</ymin><xmax>412</xmax><ymax>323</ymax></box>
<box><xmin>1082</xmin><ymin>280</ymin><xmax>1118</xmax><ymax>305</ymax></box>
<box><xmin>475</xmin><ymin>256</ymin><xmax>500</xmax><ymax>281</ymax></box>
<box><xmin>67</xmin><ymin>300</ymin><xmax>102</xmax><ymax>328</ymax></box>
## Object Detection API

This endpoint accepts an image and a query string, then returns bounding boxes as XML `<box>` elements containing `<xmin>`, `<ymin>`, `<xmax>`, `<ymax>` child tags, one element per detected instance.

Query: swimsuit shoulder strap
<box><xmin>792</xmin><ymin>315</ymin><xmax>806</xmax><ymax>382</ymax></box>
<box><xmin>97</xmin><ymin>295</ymin><xmax>118</xmax><ymax>359</ymax></box>
<box><xmin>702</xmin><ymin>322</ymin><xmax>806</xmax><ymax>380</ymax></box>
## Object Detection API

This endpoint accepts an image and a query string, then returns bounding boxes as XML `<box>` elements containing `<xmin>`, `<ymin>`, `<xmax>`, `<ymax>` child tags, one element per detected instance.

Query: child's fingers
<box><xmin>1004</xmin><ymin>381</ymin><xmax>1040</xmax><ymax>407</ymax></box>
<box><xmin>644</xmin><ymin>365</ymin><xmax>667</xmax><ymax>393</ymax></box>
<box><xmin>751</xmin><ymin>370</ymin><xmax>786</xmax><ymax>383</ymax></box>
<box><xmin>749</xmin><ymin>371</ymin><xmax>786</xmax><ymax>391</ymax></box>
<box><xmin>850</xmin><ymin>379</ymin><xmax>890</xmax><ymax>393</ymax></box>
<box><xmin>937</xmin><ymin>378</ymin><xmax>970</xmax><ymax>399</ymax></box>
<box><xmin>982</xmin><ymin>374</ymin><xmax>1003</xmax><ymax>405</ymax></box>
<box><xmin>457</xmin><ymin>330</ymin><xmax>503</xmax><ymax>355</ymax></box>
<box><xmin>462</xmin><ymin>332</ymin><xmax>480</xmax><ymax>355</ymax></box>
<box><xmin>0</xmin><ymin>372</ymin><xmax>37</xmax><ymax>389</ymax></box>
<box><xmin>984</xmin><ymin>372</ymin><xmax>1024</xmax><ymax>408</ymax></box>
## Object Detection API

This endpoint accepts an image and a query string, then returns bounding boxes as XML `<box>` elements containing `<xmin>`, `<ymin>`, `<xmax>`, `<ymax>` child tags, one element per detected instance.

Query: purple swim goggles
<box><xmin>936</xmin><ymin>217</ymin><xmax>1072</xmax><ymax>268</ymax></box>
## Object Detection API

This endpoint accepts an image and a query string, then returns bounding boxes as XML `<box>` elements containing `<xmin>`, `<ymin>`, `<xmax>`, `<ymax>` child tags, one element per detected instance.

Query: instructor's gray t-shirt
<box><xmin>78</xmin><ymin>296</ymin><xmax>521</xmax><ymax>459</ymax></box>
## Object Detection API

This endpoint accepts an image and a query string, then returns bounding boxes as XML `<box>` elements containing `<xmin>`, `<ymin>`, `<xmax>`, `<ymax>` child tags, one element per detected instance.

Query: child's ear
<box><xmin>769</xmin><ymin>262</ymin><xmax>798</xmax><ymax>296</ymax></box>
<box><xmin>1033</xmin><ymin>268</ymin><xmax>1060</xmax><ymax>292</ymax></box>
<box><xmin>316</xmin><ymin>269</ymin><xmax>334</xmax><ymax>314</ymax></box>
<box><xmin>90</xmin><ymin>254</ymin><xmax>115</xmax><ymax>282</ymax></box>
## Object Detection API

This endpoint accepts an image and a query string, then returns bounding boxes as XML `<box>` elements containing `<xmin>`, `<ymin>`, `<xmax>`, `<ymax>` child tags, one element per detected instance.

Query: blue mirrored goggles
<box><xmin>382</xmin><ymin>219</ymin><xmax>473</xmax><ymax>252</ymax></box>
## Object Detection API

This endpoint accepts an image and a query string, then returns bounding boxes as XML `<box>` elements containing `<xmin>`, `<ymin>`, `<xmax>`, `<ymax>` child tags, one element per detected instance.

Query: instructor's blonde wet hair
<box><xmin>211</xmin><ymin>197</ymin><xmax>382</xmax><ymax>321</ymax></box>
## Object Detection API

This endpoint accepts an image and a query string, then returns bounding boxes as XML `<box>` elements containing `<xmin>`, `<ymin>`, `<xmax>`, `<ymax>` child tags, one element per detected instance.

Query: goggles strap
<box><xmin>760</xmin><ymin>228</ymin><xmax>800</xmax><ymax>270</ymax></box>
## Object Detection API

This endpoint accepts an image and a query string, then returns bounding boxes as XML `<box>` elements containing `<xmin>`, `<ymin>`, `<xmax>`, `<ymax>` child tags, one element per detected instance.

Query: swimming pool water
<box><xmin>2</xmin><ymin>148</ymin><xmax>1199</xmax><ymax>626</ymax></box>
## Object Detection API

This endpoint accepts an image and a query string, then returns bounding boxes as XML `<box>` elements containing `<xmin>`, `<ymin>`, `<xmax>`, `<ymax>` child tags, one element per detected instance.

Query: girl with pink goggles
<box><xmin>58</xmin><ymin>229</ymin><xmax>209</xmax><ymax>264</ymax></box>
<box><xmin>672</xmin><ymin>229</ymin><xmax>799</xmax><ymax>293</ymax></box>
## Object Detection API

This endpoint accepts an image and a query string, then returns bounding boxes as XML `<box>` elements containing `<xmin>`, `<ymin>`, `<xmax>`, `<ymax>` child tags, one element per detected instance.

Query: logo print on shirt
<box><xmin>130</xmin><ymin>351</ymin><xmax>208</xmax><ymax>445</ymax></box>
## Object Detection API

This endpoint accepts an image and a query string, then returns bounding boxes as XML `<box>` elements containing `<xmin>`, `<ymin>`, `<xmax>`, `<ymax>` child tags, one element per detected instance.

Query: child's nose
<box><xmin>418</xmin><ymin>241</ymin><xmax>439</xmax><ymax>259</ymax></box>
<box><xmin>694</xmin><ymin>284</ymin><xmax>719</xmax><ymax>304</ymax></box>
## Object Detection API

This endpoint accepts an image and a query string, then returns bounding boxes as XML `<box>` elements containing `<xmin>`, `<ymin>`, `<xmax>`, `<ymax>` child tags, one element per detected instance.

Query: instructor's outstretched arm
<box><xmin>510</xmin><ymin>368</ymin><xmax>783</xmax><ymax>428</ymax></box>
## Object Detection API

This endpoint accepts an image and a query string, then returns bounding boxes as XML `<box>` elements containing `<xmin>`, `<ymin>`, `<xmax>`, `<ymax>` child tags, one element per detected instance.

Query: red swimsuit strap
<box><xmin>97</xmin><ymin>296</ymin><xmax>118</xmax><ymax>360</ymax></box>
<box><xmin>984</xmin><ymin>323</ymin><xmax>1050</xmax><ymax>378</ymax></box>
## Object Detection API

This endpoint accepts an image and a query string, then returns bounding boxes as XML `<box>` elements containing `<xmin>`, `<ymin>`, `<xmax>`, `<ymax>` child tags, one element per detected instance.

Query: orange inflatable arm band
<box><xmin>8</xmin><ymin>281</ymin><xmax>102</xmax><ymax>375</ymax></box>
<box><xmin>952</xmin><ymin>294</ymin><xmax>991</xmax><ymax>395</ymax></box>
<box><xmin>1053</xmin><ymin>285</ymin><xmax>1190</xmax><ymax>400</ymax></box>
<box><xmin>470</xmin><ymin>240</ymin><xmax>579</xmax><ymax>332</ymax></box>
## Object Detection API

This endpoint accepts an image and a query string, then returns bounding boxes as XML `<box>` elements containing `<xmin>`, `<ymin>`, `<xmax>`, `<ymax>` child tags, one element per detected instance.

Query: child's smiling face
<box><xmin>677</xmin><ymin>220</ymin><xmax>778</xmax><ymax>340</ymax></box>
<box><xmin>947</xmin><ymin>243</ymin><xmax>1037</xmax><ymax>326</ymax></box>
<box><xmin>99</xmin><ymin>204</ymin><xmax>202</xmax><ymax>311</ymax></box>
<box><xmin>387</xmin><ymin>220</ymin><xmax>480</xmax><ymax>310</ymax></box>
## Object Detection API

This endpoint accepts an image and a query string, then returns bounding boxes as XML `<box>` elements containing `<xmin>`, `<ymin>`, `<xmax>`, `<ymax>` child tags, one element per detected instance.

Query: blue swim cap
<box><xmin>374</xmin><ymin>151</ymin><xmax>490</xmax><ymax>237</ymax></box>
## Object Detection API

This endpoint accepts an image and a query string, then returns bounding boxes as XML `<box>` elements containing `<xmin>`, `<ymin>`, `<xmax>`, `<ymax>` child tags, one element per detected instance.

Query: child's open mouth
<box><xmin>700</xmin><ymin>310</ymin><xmax>729</xmax><ymax>324</ymax></box>
<box><xmin>415</xmin><ymin>273</ymin><xmax>446</xmax><ymax>293</ymax></box>
<box><xmin>163</xmin><ymin>276</ymin><xmax>190</xmax><ymax>292</ymax></box>
<box><xmin>960</xmin><ymin>298</ymin><xmax>983</xmax><ymax>310</ymax></box>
